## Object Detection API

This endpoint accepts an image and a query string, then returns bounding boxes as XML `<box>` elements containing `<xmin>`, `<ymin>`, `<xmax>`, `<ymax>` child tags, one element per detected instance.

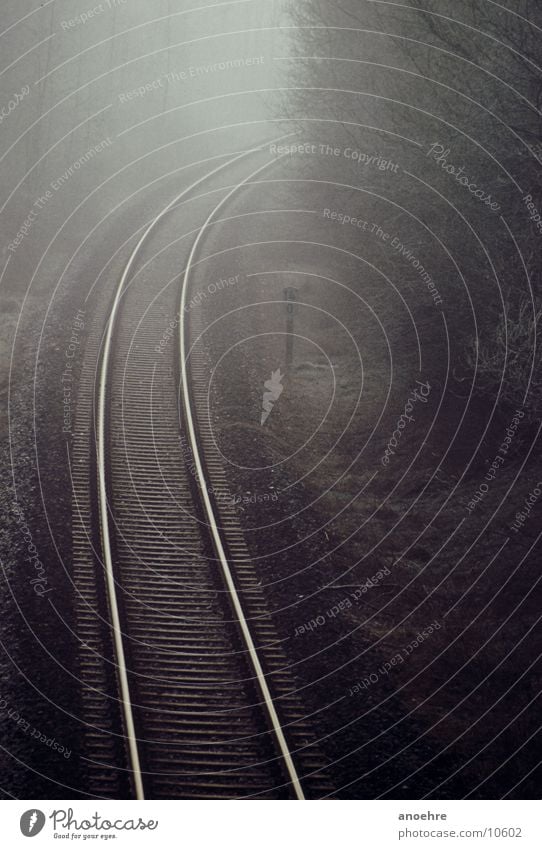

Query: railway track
<box><xmin>71</xmin><ymin>143</ymin><xmax>331</xmax><ymax>800</ymax></box>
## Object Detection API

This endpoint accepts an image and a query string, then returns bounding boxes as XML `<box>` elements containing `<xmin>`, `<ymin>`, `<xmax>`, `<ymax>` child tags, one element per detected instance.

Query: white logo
<box><xmin>261</xmin><ymin>368</ymin><xmax>284</xmax><ymax>425</ymax></box>
<box><xmin>20</xmin><ymin>810</ymin><xmax>46</xmax><ymax>837</ymax></box>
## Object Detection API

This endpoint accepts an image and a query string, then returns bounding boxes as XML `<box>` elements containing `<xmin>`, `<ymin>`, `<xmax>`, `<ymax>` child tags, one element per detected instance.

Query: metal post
<box><xmin>284</xmin><ymin>286</ymin><xmax>297</xmax><ymax>370</ymax></box>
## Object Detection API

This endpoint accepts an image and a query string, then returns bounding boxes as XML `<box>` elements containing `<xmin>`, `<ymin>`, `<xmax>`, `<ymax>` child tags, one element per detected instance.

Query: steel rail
<box><xmin>179</xmin><ymin>154</ymin><xmax>306</xmax><ymax>801</ymax></box>
<box><xmin>95</xmin><ymin>136</ymin><xmax>298</xmax><ymax>800</ymax></box>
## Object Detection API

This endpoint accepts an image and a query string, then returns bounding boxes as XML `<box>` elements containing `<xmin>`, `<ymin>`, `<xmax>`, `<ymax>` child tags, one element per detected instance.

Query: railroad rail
<box><xmin>71</xmin><ymin>141</ymin><xmax>331</xmax><ymax>799</ymax></box>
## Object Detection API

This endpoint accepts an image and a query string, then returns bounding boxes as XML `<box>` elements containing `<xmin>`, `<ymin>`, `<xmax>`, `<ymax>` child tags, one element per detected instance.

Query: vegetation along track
<box><xmin>70</xmin><ymin>143</ymin><xmax>332</xmax><ymax>800</ymax></box>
